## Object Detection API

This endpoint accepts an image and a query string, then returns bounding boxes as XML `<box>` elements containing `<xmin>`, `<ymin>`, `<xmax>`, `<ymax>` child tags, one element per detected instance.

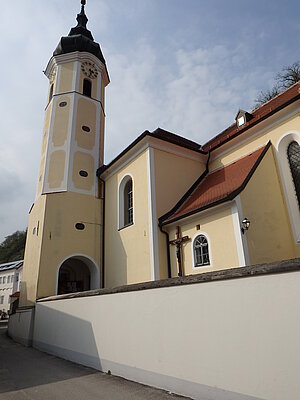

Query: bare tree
<box><xmin>254</xmin><ymin>85</ymin><xmax>280</xmax><ymax>108</ymax></box>
<box><xmin>254</xmin><ymin>61</ymin><xmax>300</xmax><ymax>107</ymax></box>
<box><xmin>276</xmin><ymin>61</ymin><xmax>300</xmax><ymax>89</ymax></box>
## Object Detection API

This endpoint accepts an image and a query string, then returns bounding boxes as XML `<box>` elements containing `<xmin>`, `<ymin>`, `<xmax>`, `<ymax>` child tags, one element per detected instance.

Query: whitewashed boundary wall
<box><xmin>33</xmin><ymin>260</ymin><xmax>300</xmax><ymax>400</ymax></box>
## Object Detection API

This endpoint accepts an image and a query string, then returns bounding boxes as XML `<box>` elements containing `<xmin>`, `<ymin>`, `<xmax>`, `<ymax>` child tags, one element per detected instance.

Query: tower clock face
<box><xmin>81</xmin><ymin>62</ymin><xmax>99</xmax><ymax>79</ymax></box>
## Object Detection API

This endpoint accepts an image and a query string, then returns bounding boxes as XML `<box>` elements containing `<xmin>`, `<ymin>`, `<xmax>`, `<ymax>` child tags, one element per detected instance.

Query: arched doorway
<box><xmin>57</xmin><ymin>256</ymin><xmax>99</xmax><ymax>295</ymax></box>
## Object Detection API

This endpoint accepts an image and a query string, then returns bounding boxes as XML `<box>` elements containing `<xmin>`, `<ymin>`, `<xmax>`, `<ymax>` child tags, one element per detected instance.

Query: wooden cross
<box><xmin>169</xmin><ymin>226</ymin><xmax>190</xmax><ymax>277</ymax></box>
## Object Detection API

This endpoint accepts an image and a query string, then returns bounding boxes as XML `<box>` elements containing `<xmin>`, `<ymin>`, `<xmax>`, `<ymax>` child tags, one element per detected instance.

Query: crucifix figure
<box><xmin>169</xmin><ymin>226</ymin><xmax>190</xmax><ymax>277</ymax></box>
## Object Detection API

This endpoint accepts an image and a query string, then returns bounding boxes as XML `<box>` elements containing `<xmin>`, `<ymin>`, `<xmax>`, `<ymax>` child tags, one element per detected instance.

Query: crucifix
<box><xmin>169</xmin><ymin>226</ymin><xmax>190</xmax><ymax>277</ymax></box>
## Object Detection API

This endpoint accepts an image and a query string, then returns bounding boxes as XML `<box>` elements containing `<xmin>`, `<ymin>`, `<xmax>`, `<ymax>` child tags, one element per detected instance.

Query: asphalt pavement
<box><xmin>0</xmin><ymin>321</ymin><xmax>189</xmax><ymax>400</ymax></box>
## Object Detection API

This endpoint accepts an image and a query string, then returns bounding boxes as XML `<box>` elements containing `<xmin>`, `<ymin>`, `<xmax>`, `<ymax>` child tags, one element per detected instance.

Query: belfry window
<box><xmin>83</xmin><ymin>79</ymin><xmax>92</xmax><ymax>98</ymax></box>
<box><xmin>193</xmin><ymin>235</ymin><xmax>210</xmax><ymax>267</ymax></box>
<box><xmin>287</xmin><ymin>141</ymin><xmax>300</xmax><ymax>207</ymax></box>
<box><xmin>119</xmin><ymin>175</ymin><xmax>134</xmax><ymax>229</ymax></box>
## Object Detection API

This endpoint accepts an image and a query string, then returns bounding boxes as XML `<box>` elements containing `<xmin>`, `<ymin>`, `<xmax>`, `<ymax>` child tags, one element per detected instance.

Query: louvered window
<box><xmin>287</xmin><ymin>141</ymin><xmax>300</xmax><ymax>207</ymax></box>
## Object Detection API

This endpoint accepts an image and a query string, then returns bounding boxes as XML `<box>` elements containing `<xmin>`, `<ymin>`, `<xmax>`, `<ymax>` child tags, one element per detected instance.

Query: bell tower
<box><xmin>20</xmin><ymin>1</ymin><xmax>109</xmax><ymax>305</ymax></box>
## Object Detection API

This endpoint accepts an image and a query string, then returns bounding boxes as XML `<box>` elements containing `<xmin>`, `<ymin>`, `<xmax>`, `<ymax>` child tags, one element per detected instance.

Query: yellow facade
<box><xmin>21</xmin><ymin>44</ymin><xmax>109</xmax><ymax>304</ymax></box>
<box><xmin>240</xmin><ymin>147</ymin><xmax>295</xmax><ymax>264</ymax></box>
<box><xmin>167</xmin><ymin>205</ymin><xmax>240</xmax><ymax>276</ymax></box>
<box><xmin>104</xmin><ymin>150</ymin><xmax>151</xmax><ymax>288</ymax></box>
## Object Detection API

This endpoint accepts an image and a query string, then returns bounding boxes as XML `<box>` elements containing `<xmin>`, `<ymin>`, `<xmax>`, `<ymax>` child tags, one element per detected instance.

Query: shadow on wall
<box><xmin>33</xmin><ymin>305</ymin><xmax>102</xmax><ymax>371</ymax></box>
<box><xmin>0</xmin><ymin>308</ymin><xmax>100</xmax><ymax>394</ymax></box>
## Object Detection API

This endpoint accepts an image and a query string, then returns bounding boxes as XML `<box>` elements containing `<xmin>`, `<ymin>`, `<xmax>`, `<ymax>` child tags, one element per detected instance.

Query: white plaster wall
<box><xmin>33</xmin><ymin>271</ymin><xmax>300</xmax><ymax>400</ymax></box>
<box><xmin>8</xmin><ymin>308</ymin><xmax>35</xmax><ymax>347</ymax></box>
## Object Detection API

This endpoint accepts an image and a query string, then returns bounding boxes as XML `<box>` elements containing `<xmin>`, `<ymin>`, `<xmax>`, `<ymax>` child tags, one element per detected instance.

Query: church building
<box><xmin>20</xmin><ymin>1</ymin><xmax>300</xmax><ymax>306</ymax></box>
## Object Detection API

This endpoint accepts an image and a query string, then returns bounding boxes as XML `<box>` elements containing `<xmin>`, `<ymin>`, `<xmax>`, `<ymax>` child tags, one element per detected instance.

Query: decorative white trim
<box><xmin>118</xmin><ymin>173</ymin><xmax>135</xmax><ymax>230</ymax></box>
<box><xmin>102</xmin><ymin>136</ymin><xmax>206</xmax><ymax>181</ymax></box>
<box><xmin>55</xmin><ymin>254</ymin><xmax>100</xmax><ymax>295</ymax></box>
<box><xmin>74</xmin><ymin>61</ymin><xmax>81</xmax><ymax>93</ymax></box>
<box><xmin>232</xmin><ymin>196</ymin><xmax>250</xmax><ymax>266</ymax></box>
<box><xmin>275</xmin><ymin>131</ymin><xmax>300</xmax><ymax>243</ymax></box>
<box><xmin>147</xmin><ymin>148</ymin><xmax>160</xmax><ymax>281</ymax></box>
<box><xmin>45</xmin><ymin>52</ymin><xmax>107</xmax><ymax>82</ymax></box>
<box><xmin>191</xmin><ymin>231</ymin><xmax>212</xmax><ymax>270</ymax></box>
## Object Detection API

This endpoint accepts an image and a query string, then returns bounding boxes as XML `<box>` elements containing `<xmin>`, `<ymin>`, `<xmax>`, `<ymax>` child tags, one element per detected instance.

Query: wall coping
<box><xmin>38</xmin><ymin>258</ymin><xmax>300</xmax><ymax>303</ymax></box>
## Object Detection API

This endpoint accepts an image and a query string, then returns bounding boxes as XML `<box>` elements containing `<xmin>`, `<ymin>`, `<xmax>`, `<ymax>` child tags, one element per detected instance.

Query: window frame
<box><xmin>118</xmin><ymin>174</ymin><xmax>134</xmax><ymax>230</ymax></box>
<box><xmin>276</xmin><ymin>132</ymin><xmax>300</xmax><ymax>243</ymax></box>
<box><xmin>83</xmin><ymin>78</ymin><xmax>92</xmax><ymax>98</ymax></box>
<box><xmin>192</xmin><ymin>232</ymin><xmax>212</xmax><ymax>269</ymax></box>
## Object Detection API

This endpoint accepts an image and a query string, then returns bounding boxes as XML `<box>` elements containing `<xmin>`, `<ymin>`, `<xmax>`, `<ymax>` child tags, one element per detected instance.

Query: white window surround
<box><xmin>276</xmin><ymin>131</ymin><xmax>300</xmax><ymax>243</ymax></box>
<box><xmin>118</xmin><ymin>174</ymin><xmax>134</xmax><ymax>230</ymax></box>
<box><xmin>191</xmin><ymin>231</ymin><xmax>212</xmax><ymax>270</ymax></box>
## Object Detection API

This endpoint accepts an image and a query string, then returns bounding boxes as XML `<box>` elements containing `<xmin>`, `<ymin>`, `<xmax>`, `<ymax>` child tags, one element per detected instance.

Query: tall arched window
<box><xmin>83</xmin><ymin>79</ymin><xmax>92</xmax><ymax>97</ymax></box>
<box><xmin>193</xmin><ymin>235</ymin><xmax>210</xmax><ymax>267</ymax></box>
<box><xmin>124</xmin><ymin>179</ymin><xmax>133</xmax><ymax>226</ymax></box>
<box><xmin>118</xmin><ymin>175</ymin><xmax>134</xmax><ymax>229</ymax></box>
<box><xmin>287</xmin><ymin>141</ymin><xmax>300</xmax><ymax>208</ymax></box>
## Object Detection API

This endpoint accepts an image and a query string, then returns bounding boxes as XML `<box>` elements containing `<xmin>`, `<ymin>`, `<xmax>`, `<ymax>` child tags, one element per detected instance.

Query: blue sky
<box><xmin>0</xmin><ymin>0</ymin><xmax>299</xmax><ymax>243</ymax></box>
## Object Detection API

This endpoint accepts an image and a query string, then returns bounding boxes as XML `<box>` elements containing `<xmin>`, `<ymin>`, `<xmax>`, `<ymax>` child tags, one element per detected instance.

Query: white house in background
<box><xmin>0</xmin><ymin>261</ymin><xmax>23</xmax><ymax>314</ymax></box>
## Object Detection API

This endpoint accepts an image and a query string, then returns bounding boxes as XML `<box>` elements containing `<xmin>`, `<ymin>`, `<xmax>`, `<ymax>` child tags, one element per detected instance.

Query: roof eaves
<box><xmin>97</xmin><ymin>128</ymin><xmax>206</xmax><ymax>179</ymax></box>
<box><xmin>97</xmin><ymin>130</ymin><xmax>150</xmax><ymax>178</ymax></box>
<box><xmin>204</xmin><ymin>88</ymin><xmax>300</xmax><ymax>152</ymax></box>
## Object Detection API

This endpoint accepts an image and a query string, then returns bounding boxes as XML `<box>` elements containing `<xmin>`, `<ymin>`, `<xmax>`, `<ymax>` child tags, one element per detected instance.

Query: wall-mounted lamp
<box><xmin>241</xmin><ymin>218</ymin><xmax>250</xmax><ymax>234</ymax></box>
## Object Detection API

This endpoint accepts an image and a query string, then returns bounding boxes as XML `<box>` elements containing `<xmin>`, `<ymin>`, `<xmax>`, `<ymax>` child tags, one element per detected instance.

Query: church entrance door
<box><xmin>57</xmin><ymin>257</ymin><xmax>92</xmax><ymax>295</ymax></box>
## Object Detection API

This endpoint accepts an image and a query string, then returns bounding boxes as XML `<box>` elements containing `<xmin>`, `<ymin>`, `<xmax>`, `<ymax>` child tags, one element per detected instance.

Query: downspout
<box><xmin>158</xmin><ymin>224</ymin><xmax>171</xmax><ymax>278</ymax></box>
<box><xmin>99</xmin><ymin>177</ymin><xmax>105</xmax><ymax>289</ymax></box>
<box><xmin>158</xmin><ymin>149</ymin><xmax>211</xmax><ymax>279</ymax></box>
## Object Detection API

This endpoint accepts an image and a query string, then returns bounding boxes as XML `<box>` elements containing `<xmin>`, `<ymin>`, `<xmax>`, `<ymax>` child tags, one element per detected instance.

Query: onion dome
<box><xmin>53</xmin><ymin>0</ymin><xmax>106</xmax><ymax>65</ymax></box>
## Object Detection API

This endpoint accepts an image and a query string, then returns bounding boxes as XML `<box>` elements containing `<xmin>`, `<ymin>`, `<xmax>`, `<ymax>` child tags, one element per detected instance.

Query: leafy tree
<box><xmin>0</xmin><ymin>230</ymin><xmax>27</xmax><ymax>264</ymax></box>
<box><xmin>255</xmin><ymin>61</ymin><xmax>300</xmax><ymax>108</ymax></box>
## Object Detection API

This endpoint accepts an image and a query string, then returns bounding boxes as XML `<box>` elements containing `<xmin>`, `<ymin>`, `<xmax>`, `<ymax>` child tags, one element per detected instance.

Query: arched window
<box><xmin>118</xmin><ymin>175</ymin><xmax>134</xmax><ymax>229</ymax></box>
<box><xmin>277</xmin><ymin>133</ymin><xmax>300</xmax><ymax>242</ymax></box>
<box><xmin>124</xmin><ymin>179</ymin><xmax>133</xmax><ymax>226</ymax></box>
<box><xmin>193</xmin><ymin>235</ymin><xmax>210</xmax><ymax>267</ymax></box>
<box><xmin>48</xmin><ymin>84</ymin><xmax>54</xmax><ymax>103</ymax></box>
<box><xmin>83</xmin><ymin>79</ymin><xmax>92</xmax><ymax>97</ymax></box>
<box><xmin>287</xmin><ymin>141</ymin><xmax>300</xmax><ymax>207</ymax></box>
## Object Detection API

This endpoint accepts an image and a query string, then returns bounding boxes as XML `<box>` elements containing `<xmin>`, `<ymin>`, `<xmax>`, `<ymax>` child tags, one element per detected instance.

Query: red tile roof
<box><xmin>203</xmin><ymin>82</ymin><xmax>300</xmax><ymax>152</ymax></box>
<box><xmin>160</xmin><ymin>142</ymin><xmax>271</xmax><ymax>225</ymax></box>
<box><xmin>10</xmin><ymin>291</ymin><xmax>20</xmax><ymax>298</ymax></box>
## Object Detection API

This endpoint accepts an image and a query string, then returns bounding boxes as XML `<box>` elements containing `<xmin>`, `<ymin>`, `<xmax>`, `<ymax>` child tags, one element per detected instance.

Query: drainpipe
<box><xmin>159</xmin><ymin>224</ymin><xmax>171</xmax><ymax>278</ymax></box>
<box><xmin>99</xmin><ymin>177</ymin><xmax>105</xmax><ymax>289</ymax></box>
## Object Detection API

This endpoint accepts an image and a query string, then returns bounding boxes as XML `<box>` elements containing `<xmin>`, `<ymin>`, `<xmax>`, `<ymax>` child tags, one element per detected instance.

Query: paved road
<box><xmin>0</xmin><ymin>321</ymin><xmax>189</xmax><ymax>400</ymax></box>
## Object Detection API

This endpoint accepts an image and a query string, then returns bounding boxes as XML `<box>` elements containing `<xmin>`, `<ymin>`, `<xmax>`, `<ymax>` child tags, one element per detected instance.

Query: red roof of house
<box><xmin>10</xmin><ymin>291</ymin><xmax>20</xmax><ymax>298</ymax></box>
<box><xmin>160</xmin><ymin>142</ymin><xmax>271</xmax><ymax>225</ymax></box>
<box><xmin>203</xmin><ymin>82</ymin><xmax>300</xmax><ymax>152</ymax></box>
